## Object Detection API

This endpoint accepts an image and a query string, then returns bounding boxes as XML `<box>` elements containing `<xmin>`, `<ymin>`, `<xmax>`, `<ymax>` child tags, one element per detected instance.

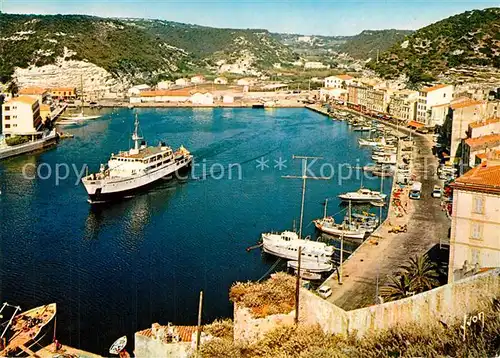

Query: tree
<box><xmin>381</xmin><ymin>272</ymin><xmax>413</xmax><ymax>301</ymax></box>
<box><xmin>402</xmin><ymin>254</ymin><xmax>440</xmax><ymax>292</ymax></box>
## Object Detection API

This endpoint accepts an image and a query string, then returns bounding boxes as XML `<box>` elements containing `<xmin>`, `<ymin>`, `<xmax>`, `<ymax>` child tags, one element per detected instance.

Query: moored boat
<box><xmin>338</xmin><ymin>188</ymin><xmax>387</xmax><ymax>203</ymax></box>
<box><xmin>0</xmin><ymin>303</ymin><xmax>56</xmax><ymax>357</ymax></box>
<box><xmin>287</xmin><ymin>260</ymin><xmax>333</xmax><ymax>273</ymax></box>
<box><xmin>313</xmin><ymin>217</ymin><xmax>366</xmax><ymax>239</ymax></box>
<box><xmin>261</xmin><ymin>231</ymin><xmax>334</xmax><ymax>263</ymax></box>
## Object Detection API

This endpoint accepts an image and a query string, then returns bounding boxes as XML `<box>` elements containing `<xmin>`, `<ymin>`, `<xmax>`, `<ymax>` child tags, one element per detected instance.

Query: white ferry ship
<box><xmin>81</xmin><ymin>114</ymin><xmax>192</xmax><ymax>203</ymax></box>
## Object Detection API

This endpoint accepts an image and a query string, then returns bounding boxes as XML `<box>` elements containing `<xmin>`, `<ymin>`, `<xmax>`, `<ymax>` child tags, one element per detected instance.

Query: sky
<box><xmin>2</xmin><ymin>0</ymin><xmax>499</xmax><ymax>36</ymax></box>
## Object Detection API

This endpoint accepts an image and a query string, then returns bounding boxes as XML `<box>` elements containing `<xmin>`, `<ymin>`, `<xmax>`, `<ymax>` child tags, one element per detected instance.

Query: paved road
<box><xmin>323</xmin><ymin>123</ymin><xmax>450</xmax><ymax>310</ymax></box>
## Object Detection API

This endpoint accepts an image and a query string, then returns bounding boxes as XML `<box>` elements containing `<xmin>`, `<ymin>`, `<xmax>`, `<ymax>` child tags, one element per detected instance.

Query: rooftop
<box><xmin>19</xmin><ymin>86</ymin><xmax>47</xmax><ymax>95</ymax></box>
<box><xmin>469</xmin><ymin>117</ymin><xmax>500</xmax><ymax>129</ymax></box>
<box><xmin>6</xmin><ymin>96</ymin><xmax>38</xmax><ymax>105</ymax></box>
<box><xmin>464</xmin><ymin>133</ymin><xmax>500</xmax><ymax>150</ymax></box>
<box><xmin>421</xmin><ymin>84</ymin><xmax>452</xmax><ymax>93</ymax></box>
<box><xmin>475</xmin><ymin>149</ymin><xmax>500</xmax><ymax>160</ymax></box>
<box><xmin>136</xmin><ymin>325</ymin><xmax>198</xmax><ymax>343</ymax></box>
<box><xmin>140</xmin><ymin>89</ymin><xmax>192</xmax><ymax>97</ymax></box>
<box><xmin>431</xmin><ymin>103</ymin><xmax>450</xmax><ymax>108</ymax></box>
<box><xmin>450</xmin><ymin>99</ymin><xmax>484</xmax><ymax>110</ymax></box>
<box><xmin>452</xmin><ymin>162</ymin><xmax>500</xmax><ymax>193</ymax></box>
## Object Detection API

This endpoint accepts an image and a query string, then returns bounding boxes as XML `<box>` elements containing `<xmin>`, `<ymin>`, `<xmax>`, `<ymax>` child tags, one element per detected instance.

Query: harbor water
<box><xmin>0</xmin><ymin>107</ymin><xmax>391</xmax><ymax>354</ymax></box>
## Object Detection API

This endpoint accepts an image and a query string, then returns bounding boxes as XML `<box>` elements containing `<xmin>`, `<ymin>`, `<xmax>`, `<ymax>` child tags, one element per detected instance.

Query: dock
<box><xmin>36</xmin><ymin>343</ymin><xmax>103</xmax><ymax>358</ymax></box>
<box><xmin>311</xmin><ymin>104</ymin><xmax>450</xmax><ymax>310</ymax></box>
<box><xmin>49</xmin><ymin>104</ymin><xmax>67</xmax><ymax>123</ymax></box>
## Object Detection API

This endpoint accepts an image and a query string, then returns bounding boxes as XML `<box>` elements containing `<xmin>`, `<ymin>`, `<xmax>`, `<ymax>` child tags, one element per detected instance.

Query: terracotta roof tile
<box><xmin>465</xmin><ymin>134</ymin><xmax>500</xmax><ymax>150</ymax></box>
<box><xmin>50</xmin><ymin>87</ymin><xmax>76</xmax><ymax>92</ymax></box>
<box><xmin>475</xmin><ymin>149</ymin><xmax>500</xmax><ymax>160</ymax></box>
<box><xmin>421</xmin><ymin>84</ymin><xmax>451</xmax><ymax>93</ymax></box>
<box><xmin>19</xmin><ymin>86</ymin><xmax>47</xmax><ymax>95</ymax></box>
<box><xmin>450</xmin><ymin>99</ymin><xmax>484</xmax><ymax>110</ymax></box>
<box><xmin>469</xmin><ymin>117</ymin><xmax>500</xmax><ymax>129</ymax></box>
<box><xmin>6</xmin><ymin>96</ymin><xmax>38</xmax><ymax>105</ymax></box>
<box><xmin>453</xmin><ymin>163</ymin><xmax>500</xmax><ymax>192</ymax></box>
<box><xmin>140</xmin><ymin>89</ymin><xmax>192</xmax><ymax>97</ymax></box>
<box><xmin>136</xmin><ymin>325</ymin><xmax>199</xmax><ymax>343</ymax></box>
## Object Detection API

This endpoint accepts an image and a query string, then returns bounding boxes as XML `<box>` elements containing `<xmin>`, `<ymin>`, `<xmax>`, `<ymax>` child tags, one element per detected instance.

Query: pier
<box><xmin>36</xmin><ymin>343</ymin><xmax>103</xmax><ymax>358</ymax></box>
<box><xmin>49</xmin><ymin>104</ymin><xmax>67</xmax><ymax>123</ymax></box>
<box><xmin>310</xmin><ymin>104</ymin><xmax>450</xmax><ymax>310</ymax></box>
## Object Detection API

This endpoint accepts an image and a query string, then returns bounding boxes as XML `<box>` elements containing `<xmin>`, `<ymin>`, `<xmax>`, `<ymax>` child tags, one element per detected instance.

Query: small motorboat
<box><xmin>109</xmin><ymin>336</ymin><xmax>127</xmax><ymax>354</ymax></box>
<box><xmin>287</xmin><ymin>260</ymin><xmax>333</xmax><ymax>273</ymax></box>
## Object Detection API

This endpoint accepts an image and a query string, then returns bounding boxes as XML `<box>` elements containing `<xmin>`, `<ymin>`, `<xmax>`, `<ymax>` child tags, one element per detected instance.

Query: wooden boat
<box><xmin>287</xmin><ymin>260</ymin><xmax>333</xmax><ymax>273</ymax></box>
<box><xmin>0</xmin><ymin>303</ymin><xmax>56</xmax><ymax>356</ymax></box>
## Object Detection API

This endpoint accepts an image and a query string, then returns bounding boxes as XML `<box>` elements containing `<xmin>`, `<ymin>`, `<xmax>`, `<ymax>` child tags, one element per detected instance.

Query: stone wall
<box><xmin>300</xmin><ymin>268</ymin><xmax>499</xmax><ymax>337</ymax></box>
<box><xmin>234</xmin><ymin>269</ymin><xmax>499</xmax><ymax>343</ymax></box>
<box><xmin>233</xmin><ymin>304</ymin><xmax>295</xmax><ymax>343</ymax></box>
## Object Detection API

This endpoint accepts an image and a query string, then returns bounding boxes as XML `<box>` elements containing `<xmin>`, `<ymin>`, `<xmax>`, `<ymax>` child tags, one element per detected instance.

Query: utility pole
<box><xmin>196</xmin><ymin>291</ymin><xmax>203</xmax><ymax>353</ymax></box>
<box><xmin>283</xmin><ymin>155</ymin><xmax>329</xmax><ymax>239</ymax></box>
<box><xmin>295</xmin><ymin>246</ymin><xmax>302</xmax><ymax>324</ymax></box>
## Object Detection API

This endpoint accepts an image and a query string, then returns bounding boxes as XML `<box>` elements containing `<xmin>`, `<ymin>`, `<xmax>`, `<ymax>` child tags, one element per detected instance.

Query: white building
<box><xmin>214</xmin><ymin>77</ymin><xmax>228</xmax><ymax>85</ymax></box>
<box><xmin>222</xmin><ymin>95</ymin><xmax>234</xmax><ymax>104</ymax></box>
<box><xmin>157</xmin><ymin>81</ymin><xmax>174</xmax><ymax>90</ymax></box>
<box><xmin>1</xmin><ymin>96</ymin><xmax>42</xmax><ymax>137</ymax></box>
<box><xmin>236</xmin><ymin>78</ymin><xmax>256</xmax><ymax>86</ymax></box>
<box><xmin>324</xmin><ymin>75</ymin><xmax>353</xmax><ymax>89</ymax></box>
<box><xmin>416</xmin><ymin>84</ymin><xmax>454</xmax><ymax>126</ymax></box>
<box><xmin>190</xmin><ymin>92</ymin><xmax>214</xmax><ymax>105</ymax></box>
<box><xmin>127</xmin><ymin>84</ymin><xmax>151</xmax><ymax>97</ymax></box>
<box><xmin>319</xmin><ymin>88</ymin><xmax>347</xmax><ymax>102</ymax></box>
<box><xmin>190</xmin><ymin>75</ymin><xmax>205</xmax><ymax>84</ymax></box>
<box><xmin>175</xmin><ymin>78</ymin><xmax>191</xmax><ymax>87</ymax></box>
<box><xmin>131</xmin><ymin>89</ymin><xmax>191</xmax><ymax>103</ymax></box>
<box><xmin>449</xmin><ymin>161</ymin><xmax>500</xmax><ymax>282</ymax></box>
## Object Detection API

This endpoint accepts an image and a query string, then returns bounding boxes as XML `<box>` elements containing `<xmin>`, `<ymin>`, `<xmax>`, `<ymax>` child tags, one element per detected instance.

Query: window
<box><xmin>4</xmin><ymin>106</ymin><xmax>9</xmax><ymax>111</ymax></box>
<box><xmin>470</xmin><ymin>222</ymin><xmax>482</xmax><ymax>240</ymax></box>
<box><xmin>4</xmin><ymin>116</ymin><xmax>10</xmax><ymax>120</ymax></box>
<box><xmin>5</xmin><ymin>124</ymin><xmax>10</xmax><ymax>128</ymax></box>
<box><xmin>473</xmin><ymin>196</ymin><xmax>484</xmax><ymax>214</ymax></box>
<box><xmin>12</xmin><ymin>124</ymin><xmax>17</xmax><ymax>127</ymax></box>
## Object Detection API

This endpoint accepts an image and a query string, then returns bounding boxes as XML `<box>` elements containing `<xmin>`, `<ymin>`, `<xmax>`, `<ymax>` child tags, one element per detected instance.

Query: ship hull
<box><xmin>84</xmin><ymin>157</ymin><xmax>192</xmax><ymax>204</ymax></box>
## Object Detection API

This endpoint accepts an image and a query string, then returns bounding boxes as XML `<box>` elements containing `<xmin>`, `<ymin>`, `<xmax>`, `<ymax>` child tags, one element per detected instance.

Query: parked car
<box><xmin>432</xmin><ymin>185</ymin><xmax>442</xmax><ymax>198</ymax></box>
<box><xmin>318</xmin><ymin>285</ymin><xmax>332</xmax><ymax>299</ymax></box>
<box><xmin>416</xmin><ymin>128</ymin><xmax>430</xmax><ymax>134</ymax></box>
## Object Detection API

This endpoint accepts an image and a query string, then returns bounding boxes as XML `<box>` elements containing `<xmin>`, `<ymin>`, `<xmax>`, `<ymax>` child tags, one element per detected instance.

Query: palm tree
<box><xmin>381</xmin><ymin>272</ymin><xmax>413</xmax><ymax>302</ymax></box>
<box><xmin>402</xmin><ymin>254</ymin><xmax>440</xmax><ymax>293</ymax></box>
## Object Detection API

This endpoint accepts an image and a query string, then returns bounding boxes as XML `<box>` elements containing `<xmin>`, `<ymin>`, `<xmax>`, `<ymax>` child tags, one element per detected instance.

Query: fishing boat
<box><xmin>338</xmin><ymin>188</ymin><xmax>386</xmax><ymax>203</ymax></box>
<box><xmin>0</xmin><ymin>303</ymin><xmax>56</xmax><ymax>357</ymax></box>
<box><xmin>372</xmin><ymin>169</ymin><xmax>394</xmax><ymax>177</ymax></box>
<box><xmin>313</xmin><ymin>217</ymin><xmax>366</xmax><ymax>239</ymax></box>
<box><xmin>262</xmin><ymin>231</ymin><xmax>334</xmax><ymax>263</ymax></box>
<box><xmin>287</xmin><ymin>260</ymin><xmax>333</xmax><ymax>273</ymax></box>
<box><xmin>358</xmin><ymin>137</ymin><xmax>386</xmax><ymax>147</ymax></box>
<box><xmin>353</xmin><ymin>126</ymin><xmax>372</xmax><ymax>132</ymax></box>
<box><xmin>81</xmin><ymin>114</ymin><xmax>192</xmax><ymax>203</ymax></box>
<box><xmin>59</xmin><ymin>111</ymin><xmax>101</xmax><ymax>121</ymax></box>
<box><xmin>288</xmin><ymin>266</ymin><xmax>322</xmax><ymax>280</ymax></box>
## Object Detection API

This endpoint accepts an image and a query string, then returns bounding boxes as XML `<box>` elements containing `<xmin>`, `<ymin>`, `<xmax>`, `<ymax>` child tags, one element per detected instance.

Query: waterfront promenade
<box><xmin>307</xmin><ymin>104</ymin><xmax>450</xmax><ymax>310</ymax></box>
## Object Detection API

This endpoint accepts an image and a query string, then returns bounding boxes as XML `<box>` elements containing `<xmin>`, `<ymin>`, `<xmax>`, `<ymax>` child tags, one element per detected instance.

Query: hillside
<box><xmin>273</xmin><ymin>29</ymin><xmax>412</xmax><ymax>60</ymax></box>
<box><xmin>369</xmin><ymin>7</ymin><xmax>500</xmax><ymax>82</ymax></box>
<box><xmin>0</xmin><ymin>14</ymin><xmax>297</xmax><ymax>84</ymax></box>
<box><xmin>336</xmin><ymin>29</ymin><xmax>414</xmax><ymax>59</ymax></box>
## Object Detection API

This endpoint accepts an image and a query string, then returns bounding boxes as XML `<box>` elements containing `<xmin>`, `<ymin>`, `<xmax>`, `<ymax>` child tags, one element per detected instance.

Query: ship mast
<box><xmin>131</xmin><ymin>113</ymin><xmax>143</xmax><ymax>154</ymax></box>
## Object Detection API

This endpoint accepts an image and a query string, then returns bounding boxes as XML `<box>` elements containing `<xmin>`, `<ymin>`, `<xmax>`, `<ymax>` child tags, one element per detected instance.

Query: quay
<box><xmin>36</xmin><ymin>343</ymin><xmax>103</xmax><ymax>358</ymax></box>
<box><xmin>307</xmin><ymin>104</ymin><xmax>450</xmax><ymax>310</ymax></box>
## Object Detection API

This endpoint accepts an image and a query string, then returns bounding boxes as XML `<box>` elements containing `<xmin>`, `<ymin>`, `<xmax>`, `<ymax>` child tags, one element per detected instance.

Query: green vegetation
<box><xmin>381</xmin><ymin>254</ymin><xmax>440</xmax><ymax>301</ymax></box>
<box><xmin>200</xmin><ymin>299</ymin><xmax>500</xmax><ymax>357</ymax></box>
<box><xmin>337</xmin><ymin>29</ymin><xmax>414</xmax><ymax>59</ymax></box>
<box><xmin>229</xmin><ymin>272</ymin><xmax>295</xmax><ymax>318</ymax></box>
<box><xmin>5</xmin><ymin>135</ymin><xmax>30</xmax><ymax>146</ymax></box>
<box><xmin>369</xmin><ymin>8</ymin><xmax>500</xmax><ymax>82</ymax></box>
<box><xmin>0</xmin><ymin>14</ymin><xmax>296</xmax><ymax>83</ymax></box>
